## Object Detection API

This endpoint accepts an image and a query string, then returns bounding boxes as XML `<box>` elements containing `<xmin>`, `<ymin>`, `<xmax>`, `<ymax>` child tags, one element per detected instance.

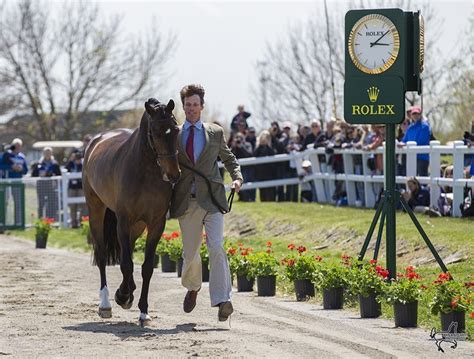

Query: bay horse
<box><xmin>82</xmin><ymin>98</ymin><xmax>180</xmax><ymax>326</ymax></box>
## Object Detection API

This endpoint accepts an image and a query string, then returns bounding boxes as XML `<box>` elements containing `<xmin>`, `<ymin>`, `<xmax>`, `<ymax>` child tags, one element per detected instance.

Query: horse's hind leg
<box><xmin>138</xmin><ymin>219</ymin><xmax>165</xmax><ymax>326</ymax></box>
<box><xmin>115</xmin><ymin>216</ymin><xmax>135</xmax><ymax>310</ymax></box>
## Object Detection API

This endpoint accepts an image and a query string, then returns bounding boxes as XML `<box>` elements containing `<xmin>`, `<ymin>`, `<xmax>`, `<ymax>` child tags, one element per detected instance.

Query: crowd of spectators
<box><xmin>227</xmin><ymin>105</ymin><xmax>474</xmax><ymax>216</ymax></box>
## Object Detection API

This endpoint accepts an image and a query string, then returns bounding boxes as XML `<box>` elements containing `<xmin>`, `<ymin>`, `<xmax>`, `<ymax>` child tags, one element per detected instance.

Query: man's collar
<box><xmin>184</xmin><ymin>119</ymin><xmax>203</xmax><ymax>130</ymax></box>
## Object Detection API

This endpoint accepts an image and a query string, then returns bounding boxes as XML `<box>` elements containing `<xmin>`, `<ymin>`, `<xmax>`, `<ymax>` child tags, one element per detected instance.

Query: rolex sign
<box><xmin>344</xmin><ymin>76</ymin><xmax>405</xmax><ymax>124</ymax></box>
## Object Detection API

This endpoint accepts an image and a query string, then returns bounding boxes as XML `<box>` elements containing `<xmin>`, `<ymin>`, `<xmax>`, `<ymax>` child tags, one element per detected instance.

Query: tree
<box><xmin>0</xmin><ymin>0</ymin><xmax>176</xmax><ymax>140</ymax></box>
<box><xmin>252</xmin><ymin>0</ymin><xmax>462</xmax><ymax>134</ymax></box>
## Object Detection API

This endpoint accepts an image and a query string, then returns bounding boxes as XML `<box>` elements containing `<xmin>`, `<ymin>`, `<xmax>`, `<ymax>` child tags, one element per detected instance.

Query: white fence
<box><xmin>1</xmin><ymin>140</ymin><xmax>473</xmax><ymax>228</ymax></box>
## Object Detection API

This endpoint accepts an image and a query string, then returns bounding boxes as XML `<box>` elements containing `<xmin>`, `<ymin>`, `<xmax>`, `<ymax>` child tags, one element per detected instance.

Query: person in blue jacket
<box><xmin>2</xmin><ymin>138</ymin><xmax>28</xmax><ymax>225</ymax></box>
<box><xmin>398</xmin><ymin>106</ymin><xmax>431</xmax><ymax>176</ymax></box>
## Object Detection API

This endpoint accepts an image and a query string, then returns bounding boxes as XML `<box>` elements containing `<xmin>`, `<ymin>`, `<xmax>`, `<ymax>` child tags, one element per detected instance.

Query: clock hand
<box><xmin>370</xmin><ymin>30</ymin><xmax>390</xmax><ymax>47</ymax></box>
<box><xmin>371</xmin><ymin>43</ymin><xmax>390</xmax><ymax>46</ymax></box>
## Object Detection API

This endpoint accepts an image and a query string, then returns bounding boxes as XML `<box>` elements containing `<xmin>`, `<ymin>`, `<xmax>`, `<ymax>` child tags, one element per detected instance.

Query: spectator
<box><xmin>462</xmin><ymin>128</ymin><xmax>474</xmax><ymax>177</ymax></box>
<box><xmin>402</xmin><ymin>177</ymin><xmax>440</xmax><ymax>216</ymax></box>
<box><xmin>254</xmin><ymin>130</ymin><xmax>276</xmax><ymax>201</ymax></box>
<box><xmin>300</xmin><ymin>160</ymin><xmax>316</xmax><ymax>202</ymax></box>
<box><xmin>2</xmin><ymin>138</ymin><xmax>28</xmax><ymax>226</ymax></box>
<box><xmin>230</xmin><ymin>132</ymin><xmax>255</xmax><ymax>202</ymax></box>
<box><xmin>31</xmin><ymin>147</ymin><xmax>61</xmax><ymax>220</ymax></box>
<box><xmin>0</xmin><ymin>143</ymin><xmax>9</xmax><ymax>178</ymax></box>
<box><xmin>269</xmin><ymin>121</ymin><xmax>286</xmax><ymax>201</ymax></box>
<box><xmin>398</xmin><ymin>106</ymin><xmax>431</xmax><ymax>176</ymax></box>
<box><xmin>230</xmin><ymin>105</ymin><xmax>251</xmax><ymax>133</ymax></box>
<box><xmin>301</xmin><ymin>120</ymin><xmax>326</xmax><ymax>150</ymax></box>
<box><xmin>246</xmin><ymin>127</ymin><xmax>257</xmax><ymax>152</ymax></box>
<box><xmin>66</xmin><ymin>151</ymin><xmax>85</xmax><ymax>228</ymax></box>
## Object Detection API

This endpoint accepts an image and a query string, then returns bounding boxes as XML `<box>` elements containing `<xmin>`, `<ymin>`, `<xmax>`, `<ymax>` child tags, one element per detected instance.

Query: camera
<box><xmin>463</xmin><ymin>131</ymin><xmax>474</xmax><ymax>141</ymax></box>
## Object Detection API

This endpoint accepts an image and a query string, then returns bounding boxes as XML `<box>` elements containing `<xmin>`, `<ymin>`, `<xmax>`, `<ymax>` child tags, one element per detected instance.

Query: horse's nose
<box><xmin>169</xmin><ymin>172</ymin><xmax>181</xmax><ymax>185</ymax></box>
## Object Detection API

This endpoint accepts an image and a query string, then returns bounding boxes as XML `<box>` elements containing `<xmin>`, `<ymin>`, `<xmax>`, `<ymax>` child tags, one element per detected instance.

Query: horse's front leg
<box><xmin>115</xmin><ymin>219</ymin><xmax>136</xmax><ymax>310</ymax></box>
<box><xmin>138</xmin><ymin>218</ymin><xmax>165</xmax><ymax>326</ymax></box>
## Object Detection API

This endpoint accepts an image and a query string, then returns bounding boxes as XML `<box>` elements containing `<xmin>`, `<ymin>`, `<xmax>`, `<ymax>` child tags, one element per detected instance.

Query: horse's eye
<box><xmin>165</xmin><ymin>128</ymin><xmax>171</xmax><ymax>135</ymax></box>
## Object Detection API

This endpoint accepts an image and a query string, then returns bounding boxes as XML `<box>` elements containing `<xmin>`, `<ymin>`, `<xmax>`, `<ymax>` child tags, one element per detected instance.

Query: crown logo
<box><xmin>367</xmin><ymin>86</ymin><xmax>380</xmax><ymax>102</ymax></box>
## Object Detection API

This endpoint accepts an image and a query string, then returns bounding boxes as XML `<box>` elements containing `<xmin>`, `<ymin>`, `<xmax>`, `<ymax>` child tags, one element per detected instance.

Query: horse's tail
<box><xmin>93</xmin><ymin>208</ymin><xmax>120</xmax><ymax>266</ymax></box>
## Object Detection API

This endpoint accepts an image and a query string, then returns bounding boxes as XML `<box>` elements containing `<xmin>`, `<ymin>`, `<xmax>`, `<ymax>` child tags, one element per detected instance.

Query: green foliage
<box><xmin>347</xmin><ymin>259</ymin><xmax>389</xmax><ymax>297</ymax></box>
<box><xmin>80</xmin><ymin>216</ymin><xmax>90</xmax><ymax>237</ymax></box>
<box><xmin>429</xmin><ymin>273</ymin><xmax>473</xmax><ymax>315</ymax></box>
<box><xmin>379</xmin><ymin>266</ymin><xmax>424</xmax><ymax>305</ymax></box>
<box><xmin>314</xmin><ymin>255</ymin><xmax>350</xmax><ymax>290</ymax></box>
<box><xmin>156</xmin><ymin>231</ymin><xmax>181</xmax><ymax>258</ymax></box>
<box><xmin>227</xmin><ymin>244</ymin><xmax>254</xmax><ymax>279</ymax></box>
<box><xmin>283</xmin><ymin>253</ymin><xmax>319</xmax><ymax>282</ymax></box>
<box><xmin>249</xmin><ymin>251</ymin><xmax>279</xmax><ymax>277</ymax></box>
<box><xmin>200</xmin><ymin>238</ymin><xmax>209</xmax><ymax>263</ymax></box>
<box><xmin>34</xmin><ymin>217</ymin><xmax>54</xmax><ymax>237</ymax></box>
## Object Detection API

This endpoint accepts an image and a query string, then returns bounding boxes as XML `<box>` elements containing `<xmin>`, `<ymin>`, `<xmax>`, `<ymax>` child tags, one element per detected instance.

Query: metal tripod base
<box><xmin>358</xmin><ymin>190</ymin><xmax>449</xmax><ymax>275</ymax></box>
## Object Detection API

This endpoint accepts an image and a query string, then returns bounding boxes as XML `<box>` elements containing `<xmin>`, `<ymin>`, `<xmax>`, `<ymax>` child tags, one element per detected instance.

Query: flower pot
<box><xmin>323</xmin><ymin>287</ymin><xmax>344</xmax><ymax>309</ymax></box>
<box><xmin>160</xmin><ymin>254</ymin><xmax>176</xmax><ymax>273</ymax></box>
<box><xmin>294</xmin><ymin>279</ymin><xmax>315</xmax><ymax>301</ymax></box>
<box><xmin>257</xmin><ymin>275</ymin><xmax>276</xmax><ymax>296</ymax></box>
<box><xmin>358</xmin><ymin>293</ymin><xmax>381</xmax><ymax>318</ymax></box>
<box><xmin>35</xmin><ymin>233</ymin><xmax>48</xmax><ymax>249</ymax></box>
<box><xmin>440</xmin><ymin>311</ymin><xmax>465</xmax><ymax>333</ymax></box>
<box><xmin>153</xmin><ymin>254</ymin><xmax>160</xmax><ymax>268</ymax></box>
<box><xmin>393</xmin><ymin>301</ymin><xmax>418</xmax><ymax>328</ymax></box>
<box><xmin>202</xmin><ymin>261</ymin><xmax>210</xmax><ymax>282</ymax></box>
<box><xmin>177</xmin><ymin>258</ymin><xmax>184</xmax><ymax>278</ymax></box>
<box><xmin>237</xmin><ymin>275</ymin><xmax>254</xmax><ymax>292</ymax></box>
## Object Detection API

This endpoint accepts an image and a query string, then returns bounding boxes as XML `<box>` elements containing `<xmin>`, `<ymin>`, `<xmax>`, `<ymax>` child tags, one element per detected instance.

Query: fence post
<box><xmin>362</xmin><ymin>153</ymin><xmax>376</xmax><ymax>208</ymax></box>
<box><xmin>61</xmin><ymin>174</ymin><xmax>69</xmax><ymax>228</ymax></box>
<box><xmin>406</xmin><ymin>141</ymin><xmax>417</xmax><ymax>177</ymax></box>
<box><xmin>452</xmin><ymin>141</ymin><xmax>465</xmax><ymax>217</ymax></box>
<box><xmin>342</xmin><ymin>151</ymin><xmax>357</xmax><ymax>206</ymax></box>
<box><xmin>429</xmin><ymin>141</ymin><xmax>441</xmax><ymax>209</ymax></box>
<box><xmin>309</xmin><ymin>152</ymin><xmax>327</xmax><ymax>203</ymax></box>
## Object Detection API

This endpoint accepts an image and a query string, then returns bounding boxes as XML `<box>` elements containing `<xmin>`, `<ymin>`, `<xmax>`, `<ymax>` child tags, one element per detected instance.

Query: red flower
<box><xmin>287</xmin><ymin>259</ymin><xmax>295</xmax><ymax>267</ymax></box>
<box><xmin>241</xmin><ymin>248</ymin><xmax>249</xmax><ymax>256</ymax></box>
<box><xmin>437</xmin><ymin>272</ymin><xmax>451</xmax><ymax>282</ymax></box>
<box><xmin>375</xmin><ymin>265</ymin><xmax>383</xmax><ymax>272</ymax></box>
<box><xmin>341</xmin><ymin>254</ymin><xmax>351</xmax><ymax>260</ymax></box>
<box><xmin>471</xmin><ymin>312</ymin><xmax>474</xmax><ymax>319</ymax></box>
<box><xmin>266</xmin><ymin>241</ymin><xmax>272</xmax><ymax>247</ymax></box>
<box><xmin>378</xmin><ymin>270</ymin><xmax>389</xmax><ymax>279</ymax></box>
<box><xmin>405</xmin><ymin>265</ymin><xmax>415</xmax><ymax>273</ymax></box>
<box><xmin>314</xmin><ymin>255</ymin><xmax>323</xmax><ymax>262</ymax></box>
<box><xmin>237</xmin><ymin>242</ymin><xmax>244</xmax><ymax>248</ymax></box>
<box><xmin>81</xmin><ymin>216</ymin><xmax>89</xmax><ymax>222</ymax></box>
<box><xmin>297</xmin><ymin>246</ymin><xmax>306</xmax><ymax>254</ymax></box>
<box><xmin>287</xmin><ymin>243</ymin><xmax>296</xmax><ymax>250</ymax></box>
<box><xmin>407</xmin><ymin>271</ymin><xmax>420</xmax><ymax>280</ymax></box>
<box><xmin>370</xmin><ymin>259</ymin><xmax>377</xmax><ymax>264</ymax></box>
<box><xmin>451</xmin><ymin>299</ymin><xmax>458</xmax><ymax>309</ymax></box>
<box><xmin>266</xmin><ymin>248</ymin><xmax>272</xmax><ymax>254</ymax></box>
<box><xmin>420</xmin><ymin>284</ymin><xmax>428</xmax><ymax>290</ymax></box>
<box><xmin>227</xmin><ymin>247</ymin><xmax>237</xmax><ymax>256</ymax></box>
<box><xmin>171</xmin><ymin>231</ymin><xmax>180</xmax><ymax>238</ymax></box>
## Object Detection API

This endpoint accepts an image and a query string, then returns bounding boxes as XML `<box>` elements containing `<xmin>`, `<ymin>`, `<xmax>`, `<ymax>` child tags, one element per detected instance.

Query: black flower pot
<box><xmin>441</xmin><ymin>311</ymin><xmax>465</xmax><ymax>333</ymax></box>
<box><xmin>359</xmin><ymin>293</ymin><xmax>382</xmax><ymax>318</ymax></box>
<box><xmin>160</xmin><ymin>254</ymin><xmax>176</xmax><ymax>273</ymax></box>
<box><xmin>237</xmin><ymin>275</ymin><xmax>254</xmax><ymax>292</ymax></box>
<box><xmin>393</xmin><ymin>301</ymin><xmax>418</xmax><ymax>328</ymax></box>
<box><xmin>323</xmin><ymin>287</ymin><xmax>344</xmax><ymax>309</ymax></box>
<box><xmin>153</xmin><ymin>254</ymin><xmax>160</xmax><ymax>268</ymax></box>
<box><xmin>257</xmin><ymin>275</ymin><xmax>276</xmax><ymax>296</ymax></box>
<box><xmin>177</xmin><ymin>258</ymin><xmax>184</xmax><ymax>278</ymax></box>
<box><xmin>202</xmin><ymin>261</ymin><xmax>209</xmax><ymax>282</ymax></box>
<box><xmin>35</xmin><ymin>233</ymin><xmax>48</xmax><ymax>249</ymax></box>
<box><xmin>294</xmin><ymin>279</ymin><xmax>315</xmax><ymax>301</ymax></box>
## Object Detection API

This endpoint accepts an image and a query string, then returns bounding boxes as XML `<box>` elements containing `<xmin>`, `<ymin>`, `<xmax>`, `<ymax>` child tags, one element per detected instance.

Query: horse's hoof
<box><xmin>139</xmin><ymin>313</ymin><xmax>152</xmax><ymax>327</ymax></box>
<box><xmin>115</xmin><ymin>290</ymin><xmax>134</xmax><ymax>310</ymax></box>
<box><xmin>98</xmin><ymin>307</ymin><xmax>112</xmax><ymax>318</ymax></box>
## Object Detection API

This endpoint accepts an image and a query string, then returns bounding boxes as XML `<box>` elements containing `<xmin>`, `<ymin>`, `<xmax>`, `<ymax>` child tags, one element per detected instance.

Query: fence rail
<box><xmin>1</xmin><ymin>140</ymin><xmax>473</xmax><ymax>228</ymax></box>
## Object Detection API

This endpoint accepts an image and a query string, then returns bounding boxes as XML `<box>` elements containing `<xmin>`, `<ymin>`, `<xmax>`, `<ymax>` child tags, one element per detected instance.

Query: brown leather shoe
<box><xmin>218</xmin><ymin>301</ymin><xmax>233</xmax><ymax>322</ymax></box>
<box><xmin>183</xmin><ymin>290</ymin><xmax>199</xmax><ymax>313</ymax></box>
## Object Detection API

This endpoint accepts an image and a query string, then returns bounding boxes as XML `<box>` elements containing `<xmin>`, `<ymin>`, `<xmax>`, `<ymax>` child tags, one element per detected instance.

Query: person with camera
<box><xmin>31</xmin><ymin>147</ymin><xmax>61</xmax><ymax>221</ymax></box>
<box><xmin>230</xmin><ymin>132</ymin><xmax>255</xmax><ymax>202</ymax></box>
<box><xmin>462</xmin><ymin>128</ymin><xmax>474</xmax><ymax>178</ymax></box>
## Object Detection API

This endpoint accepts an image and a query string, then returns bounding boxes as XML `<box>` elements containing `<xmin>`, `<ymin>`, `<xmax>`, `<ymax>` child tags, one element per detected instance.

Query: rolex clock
<box><xmin>348</xmin><ymin>14</ymin><xmax>400</xmax><ymax>75</ymax></box>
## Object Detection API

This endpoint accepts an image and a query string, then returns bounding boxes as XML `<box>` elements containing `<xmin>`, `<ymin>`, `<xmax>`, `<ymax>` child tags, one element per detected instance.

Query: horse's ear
<box><xmin>166</xmin><ymin>99</ymin><xmax>175</xmax><ymax>113</ymax></box>
<box><xmin>145</xmin><ymin>101</ymin><xmax>155</xmax><ymax>116</ymax></box>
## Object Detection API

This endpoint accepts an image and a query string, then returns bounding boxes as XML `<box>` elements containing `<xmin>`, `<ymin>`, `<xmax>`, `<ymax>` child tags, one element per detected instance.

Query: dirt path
<box><xmin>0</xmin><ymin>235</ymin><xmax>472</xmax><ymax>358</ymax></box>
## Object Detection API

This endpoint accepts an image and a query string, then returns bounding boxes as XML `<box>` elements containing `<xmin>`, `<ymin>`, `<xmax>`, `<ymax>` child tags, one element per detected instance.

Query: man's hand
<box><xmin>231</xmin><ymin>180</ymin><xmax>242</xmax><ymax>193</ymax></box>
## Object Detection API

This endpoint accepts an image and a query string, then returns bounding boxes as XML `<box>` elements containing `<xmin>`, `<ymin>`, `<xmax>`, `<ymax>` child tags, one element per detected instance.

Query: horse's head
<box><xmin>145</xmin><ymin>98</ymin><xmax>181</xmax><ymax>184</ymax></box>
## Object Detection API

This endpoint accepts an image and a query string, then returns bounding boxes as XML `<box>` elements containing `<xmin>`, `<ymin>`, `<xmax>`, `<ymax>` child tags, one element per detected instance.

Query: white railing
<box><xmin>1</xmin><ymin>140</ymin><xmax>472</xmax><ymax>227</ymax></box>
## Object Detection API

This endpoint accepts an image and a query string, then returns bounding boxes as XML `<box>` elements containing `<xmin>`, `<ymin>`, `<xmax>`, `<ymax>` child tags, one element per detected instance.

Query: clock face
<box><xmin>348</xmin><ymin>14</ymin><xmax>400</xmax><ymax>74</ymax></box>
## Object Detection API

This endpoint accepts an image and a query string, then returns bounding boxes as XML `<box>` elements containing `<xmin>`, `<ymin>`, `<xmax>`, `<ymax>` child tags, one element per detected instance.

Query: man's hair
<box><xmin>180</xmin><ymin>84</ymin><xmax>205</xmax><ymax>106</ymax></box>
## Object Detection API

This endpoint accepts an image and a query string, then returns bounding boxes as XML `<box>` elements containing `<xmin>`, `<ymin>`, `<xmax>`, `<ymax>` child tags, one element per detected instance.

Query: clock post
<box><xmin>344</xmin><ymin>9</ymin><xmax>449</xmax><ymax>279</ymax></box>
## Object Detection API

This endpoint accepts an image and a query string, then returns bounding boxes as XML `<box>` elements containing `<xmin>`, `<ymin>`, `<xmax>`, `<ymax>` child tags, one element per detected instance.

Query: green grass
<box><xmin>9</xmin><ymin>200</ymin><xmax>473</xmax><ymax>338</ymax></box>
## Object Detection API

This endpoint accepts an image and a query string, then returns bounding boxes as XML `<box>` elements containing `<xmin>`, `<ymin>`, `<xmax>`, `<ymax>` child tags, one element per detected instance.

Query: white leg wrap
<box><xmin>100</xmin><ymin>286</ymin><xmax>112</xmax><ymax>309</ymax></box>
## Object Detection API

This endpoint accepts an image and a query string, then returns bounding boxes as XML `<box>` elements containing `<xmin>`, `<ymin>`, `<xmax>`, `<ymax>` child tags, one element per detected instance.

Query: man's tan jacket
<box><xmin>170</xmin><ymin>122</ymin><xmax>243</xmax><ymax>218</ymax></box>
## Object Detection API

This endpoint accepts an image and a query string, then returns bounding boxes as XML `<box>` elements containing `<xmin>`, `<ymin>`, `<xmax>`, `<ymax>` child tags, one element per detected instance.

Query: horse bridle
<box><xmin>146</xmin><ymin>115</ymin><xmax>178</xmax><ymax>167</ymax></box>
